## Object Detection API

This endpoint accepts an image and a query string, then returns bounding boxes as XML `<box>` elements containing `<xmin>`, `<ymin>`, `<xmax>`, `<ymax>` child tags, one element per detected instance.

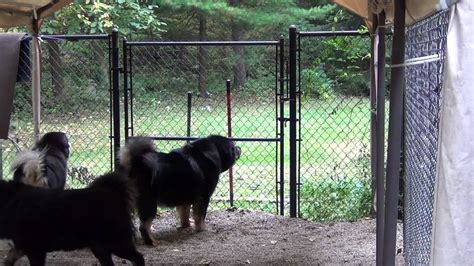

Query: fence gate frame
<box><xmin>120</xmin><ymin>39</ymin><xmax>287</xmax><ymax>215</ymax></box>
<box><xmin>288</xmin><ymin>27</ymin><xmax>372</xmax><ymax>218</ymax></box>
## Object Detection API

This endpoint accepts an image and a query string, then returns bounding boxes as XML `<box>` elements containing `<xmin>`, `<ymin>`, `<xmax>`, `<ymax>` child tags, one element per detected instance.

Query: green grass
<box><xmin>0</xmin><ymin>95</ymin><xmax>374</xmax><ymax>221</ymax></box>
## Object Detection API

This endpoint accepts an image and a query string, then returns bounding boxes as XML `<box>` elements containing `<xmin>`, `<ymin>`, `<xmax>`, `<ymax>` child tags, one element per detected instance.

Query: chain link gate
<box><xmin>122</xmin><ymin>39</ymin><xmax>286</xmax><ymax>214</ymax></box>
<box><xmin>291</xmin><ymin>29</ymin><xmax>373</xmax><ymax>221</ymax></box>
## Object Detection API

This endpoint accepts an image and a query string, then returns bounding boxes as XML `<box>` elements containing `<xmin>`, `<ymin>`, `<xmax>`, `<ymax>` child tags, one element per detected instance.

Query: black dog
<box><xmin>120</xmin><ymin>135</ymin><xmax>241</xmax><ymax>245</ymax></box>
<box><xmin>0</xmin><ymin>172</ymin><xmax>144</xmax><ymax>266</ymax></box>
<box><xmin>11</xmin><ymin>131</ymin><xmax>70</xmax><ymax>189</ymax></box>
<box><xmin>6</xmin><ymin>132</ymin><xmax>70</xmax><ymax>264</ymax></box>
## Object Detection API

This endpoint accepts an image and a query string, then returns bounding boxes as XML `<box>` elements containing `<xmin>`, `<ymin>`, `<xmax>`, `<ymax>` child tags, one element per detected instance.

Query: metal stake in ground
<box><xmin>187</xmin><ymin>92</ymin><xmax>192</xmax><ymax>143</ymax></box>
<box><xmin>226</xmin><ymin>79</ymin><xmax>234</xmax><ymax>207</ymax></box>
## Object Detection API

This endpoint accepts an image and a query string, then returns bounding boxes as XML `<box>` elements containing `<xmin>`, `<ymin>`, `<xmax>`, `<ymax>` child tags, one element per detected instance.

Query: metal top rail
<box><xmin>299</xmin><ymin>30</ymin><xmax>370</xmax><ymax>37</ymax></box>
<box><xmin>129</xmin><ymin>136</ymin><xmax>280</xmax><ymax>142</ymax></box>
<box><xmin>42</xmin><ymin>34</ymin><xmax>109</xmax><ymax>40</ymax></box>
<box><xmin>126</xmin><ymin>40</ymin><xmax>280</xmax><ymax>46</ymax></box>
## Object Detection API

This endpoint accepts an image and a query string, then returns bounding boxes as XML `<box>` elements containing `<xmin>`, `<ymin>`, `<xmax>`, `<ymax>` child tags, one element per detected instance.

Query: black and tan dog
<box><xmin>120</xmin><ymin>135</ymin><xmax>241</xmax><ymax>245</ymax></box>
<box><xmin>0</xmin><ymin>171</ymin><xmax>144</xmax><ymax>266</ymax></box>
<box><xmin>5</xmin><ymin>131</ymin><xmax>70</xmax><ymax>265</ymax></box>
<box><xmin>11</xmin><ymin>131</ymin><xmax>70</xmax><ymax>188</ymax></box>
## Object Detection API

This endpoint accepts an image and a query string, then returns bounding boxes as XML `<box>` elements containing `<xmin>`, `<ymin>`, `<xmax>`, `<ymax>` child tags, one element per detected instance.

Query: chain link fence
<box><xmin>124</xmin><ymin>42</ymin><xmax>282</xmax><ymax>213</ymax></box>
<box><xmin>297</xmin><ymin>33</ymin><xmax>373</xmax><ymax>221</ymax></box>
<box><xmin>403</xmin><ymin>10</ymin><xmax>449</xmax><ymax>265</ymax></box>
<box><xmin>0</xmin><ymin>35</ymin><xmax>112</xmax><ymax>187</ymax></box>
<box><xmin>0</xmin><ymin>33</ymin><xmax>379</xmax><ymax>221</ymax></box>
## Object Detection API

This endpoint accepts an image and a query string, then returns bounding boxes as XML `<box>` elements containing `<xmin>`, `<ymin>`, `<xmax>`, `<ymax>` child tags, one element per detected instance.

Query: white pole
<box><xmin>32</xmin><ymin>34</ymin><xmax>41</xmax><ymax>142</ymax></box>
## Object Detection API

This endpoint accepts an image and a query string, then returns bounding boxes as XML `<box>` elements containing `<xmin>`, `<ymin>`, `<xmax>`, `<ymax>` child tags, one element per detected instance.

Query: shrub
<box><xmin>301</xmin><ymin>66</ymin><xmax>334</xmax><ymax>100</ymax></box>
<box><xmin>300</xmin><ymin>177</ymin><xmax>372</xmax><ymax>221</ymax></box>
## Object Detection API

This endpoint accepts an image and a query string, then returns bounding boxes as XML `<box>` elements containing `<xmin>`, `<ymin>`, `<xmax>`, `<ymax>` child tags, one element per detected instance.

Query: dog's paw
<box><xmin>177</xmin><ymin>226</ymin><xmax>193</xmax><ymax>233</ymax></box>
<box><xmin>142</xmin><ymin>235</ymin><xmax>157</xmax><ymax>246</ymax></box>
<box><xmin>179</xmin><ymin>218</ymin><xmax>191</xmax><ymax>229</ymax></box>
<box><xmin>139</xmin><ymin>225</ymin><xmax>156</xmax><ymax>246</ymax></box>
<box><xmin>193</xmin><ymin>216</ymin><xmax>207</xmax><ymax>232</ymax></box>
<box><xmin>195</xmin><ymin>223</ymin><xmax>207</xmax><ymax>232</ymax></box>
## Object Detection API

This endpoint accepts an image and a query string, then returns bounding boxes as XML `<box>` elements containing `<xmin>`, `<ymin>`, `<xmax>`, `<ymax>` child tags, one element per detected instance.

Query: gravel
<box><xmin>0</xmin><ymin>209</ymin><xmax>404</xmax><ymax>265</ymax></box>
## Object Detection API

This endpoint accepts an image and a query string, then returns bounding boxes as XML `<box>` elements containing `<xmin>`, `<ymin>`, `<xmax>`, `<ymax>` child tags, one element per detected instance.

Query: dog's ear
<box><xmin>195</xmin><ymin>142</ymin><xmax>222</xmax><ymax>171</ymax></box>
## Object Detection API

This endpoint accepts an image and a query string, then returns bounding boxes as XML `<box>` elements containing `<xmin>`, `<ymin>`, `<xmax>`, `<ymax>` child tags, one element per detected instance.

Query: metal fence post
<box><xmin>111</xmin><ymin>28</ymin><xmax>121</xmax><ymax>169</ymax></box>
<box><xmin>226</xmin><ymin>80</ymin><xmax>234</xmax><ymax>207</ymax></box>
<box><xmin>383</xmin><ymin>0</ymin><xmax>406</xmax><ymax>264</ymax></box>
<box><xmin>187</xmin><ymin>91</ymin><xmax>192</xmax><ymax>141</ymax></box>
<box><xmin>289</xmin><ymin>25</ymin><xmax>298</xmax><ymax>218</ymax></box>
<box><xmin>279</xmin><ymin>36</ymin><xmax>285</xmax><ymax>216</ymax></box>
<box><xmin>123</xmin><ymin>38</ymin><xmax>129</xmax><ymax>140</ymax></box>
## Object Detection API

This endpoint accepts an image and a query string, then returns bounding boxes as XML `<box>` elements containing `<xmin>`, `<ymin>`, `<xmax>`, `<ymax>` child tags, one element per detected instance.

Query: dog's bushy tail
<box><xmin>119</xmin><ymin>137</ymin><xmax>156</xmax><ymax>170</ymax></box>
<box><xmin>11</xmin><ymin>150</ymin><xmax>48</xmax><ymax>187</ymax></box>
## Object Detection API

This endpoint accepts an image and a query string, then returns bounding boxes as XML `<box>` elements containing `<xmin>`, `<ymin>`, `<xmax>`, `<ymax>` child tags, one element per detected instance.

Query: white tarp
<box><xmin>0</xmin><ymin>1</ymin><xmax>73</xmax><ymax>27</ymax></box>
<box><xmin>432</xmin><ymin>0</ymin><xmax>474</xmax><ymax>264</ymax></box>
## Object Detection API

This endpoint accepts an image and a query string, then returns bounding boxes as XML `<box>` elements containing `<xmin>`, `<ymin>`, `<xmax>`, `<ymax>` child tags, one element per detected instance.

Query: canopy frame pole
<box><xmin>383</xmin><ymin>0</ymin><xmax>406</xmax><ymax>264</ymax></box>
<box><xmin>31</xmin><ymin>17</ymin><xmax>41</xmax><ymax>142</ymax></box>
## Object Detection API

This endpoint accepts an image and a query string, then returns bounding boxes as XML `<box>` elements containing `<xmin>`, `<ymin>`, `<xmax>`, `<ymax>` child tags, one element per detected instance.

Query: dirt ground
<box><xmin>0</xmin><ymin>209</ymin><xmax>404</xmax><ymax>265</ymax></box>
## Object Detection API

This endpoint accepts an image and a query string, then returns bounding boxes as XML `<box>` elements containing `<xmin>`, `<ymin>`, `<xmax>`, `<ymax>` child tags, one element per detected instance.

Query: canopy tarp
<box><xmin>332</xmin><ymin>0</ymin><xmax>458</xmax><ymax>26</ymax></box>
<box><xmin>0</xmin><ymin>33</ymin><xmax>24</xmax><ymax>139</ymax></box>
<box><xmin>0</xmin><ymin>0</ymin><xmax>72</xmax><ymax>29</ymax></box>
<box><xmin>0</xmin><ymin>0</ymin><xmax>73</xmax><ymax>140</ymax></box>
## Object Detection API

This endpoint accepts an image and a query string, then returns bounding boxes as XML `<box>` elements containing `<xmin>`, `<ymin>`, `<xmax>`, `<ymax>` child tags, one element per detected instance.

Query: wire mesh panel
<box><xmin>404</xmin><ymin>10</ymin><xmax>449</xmax><ymax>265</ymax></box>
<box><xmin>125</xmin><ymin>42</ymin><xmax>282</xmax><ymax>213</ymax></box>
<box><xmin>297</xmin><ymin>33</ymin><xmax>373</xmax><ymax>221</ymax></box>
<box><xmin>0</xmin><ymin>35</ymin><xmax>112</xmax><ymax>187</ymax></box>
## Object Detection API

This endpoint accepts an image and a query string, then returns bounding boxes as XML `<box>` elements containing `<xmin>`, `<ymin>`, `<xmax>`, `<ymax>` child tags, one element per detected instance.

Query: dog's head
<box><xmin>206</xmin><ymin>135</ymin><xmax>241</xmax><ymax>172</ymax></box>
<box><xmin>34</xmin><ymin>132</ymin><xmax>70</xmax><ymax>159</ymax></box>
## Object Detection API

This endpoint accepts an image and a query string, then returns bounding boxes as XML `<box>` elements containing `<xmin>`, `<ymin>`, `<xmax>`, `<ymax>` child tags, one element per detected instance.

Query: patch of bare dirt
<box><xmin>0</xmin><ymin>209</ymin><xmax>404</xmax><ymax>265</ymax></box>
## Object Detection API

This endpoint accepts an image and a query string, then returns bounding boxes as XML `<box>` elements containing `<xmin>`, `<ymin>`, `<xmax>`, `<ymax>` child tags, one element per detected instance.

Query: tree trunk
<box><xmin>230</xmin><ymin>0</ymin><xmax>246</xmax><ymax>90</ymax></box>
<box><xmin>48</xmin><ymin>41</ymin><xmax>64</xmax><ymax>97</ymax></box>
<box><xmin>198</xmin><ymin>12</ymin><xmax>209</xmax><ymax>97</ymax></box>
<box><xmin>91</xmin><ymin>40</ymin><xmax>108</xmax><ymax>90</ymax></box>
